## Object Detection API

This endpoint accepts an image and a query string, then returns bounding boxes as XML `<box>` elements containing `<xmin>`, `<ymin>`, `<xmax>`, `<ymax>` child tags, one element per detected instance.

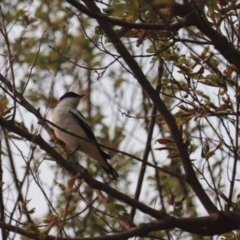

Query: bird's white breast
<box><xmin>52</xmin><ymin>105</ymin><xmax>86</xmax><ymax>151</ymax></box>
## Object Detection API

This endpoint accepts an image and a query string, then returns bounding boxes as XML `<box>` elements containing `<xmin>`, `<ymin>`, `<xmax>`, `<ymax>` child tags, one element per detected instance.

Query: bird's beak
<box><xmin>79</xmin><ymin>94</ymin><xmax>86</xmax><ymax>99</ymax></box>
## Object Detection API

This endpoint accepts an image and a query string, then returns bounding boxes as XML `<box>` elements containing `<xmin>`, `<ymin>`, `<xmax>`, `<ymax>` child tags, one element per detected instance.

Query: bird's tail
<box><xmin>101</xmin><ymin>163</ymin><xmax>119</xmax><ymax>180</ymax></box>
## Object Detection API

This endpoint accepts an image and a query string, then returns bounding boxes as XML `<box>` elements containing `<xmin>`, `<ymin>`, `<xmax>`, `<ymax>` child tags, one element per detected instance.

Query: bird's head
<box><xmin>58</xmin><ymin>92</ymin><xmax>86</xmax><ymax>108</ymax></box>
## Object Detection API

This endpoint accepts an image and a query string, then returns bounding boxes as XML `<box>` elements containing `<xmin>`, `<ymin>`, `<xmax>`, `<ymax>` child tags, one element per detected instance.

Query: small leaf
<box><xmin>168</xmin><ymin>189</ymin><xmax>175</xmax><ymax>205</ymax></box>
<box><xmin>0</xmin><ymin>96</ymin><xmax>8</xmax><ymax>116</ymax></box>
<box><xmin>68</xmin><ymin>175</ymin><xmax>79</xmax><ymax>188</ymax></box>
<box><xmin>107</xmin><ymin>203</ymin><xmax>126</xmax><ymax>214</ymax></box>
<box><xmin>201</xmin><ymin>45</ymin><xmax>210</xmax><ymax>59</ymax></box>
<box><xmin>22</xmin><ymin>208</ymin><xmax>36</xmax><ymax>214</ymax></box>
<box><xmin>54</xmin><ymin>180</ymin><xmax>66</xmax><ymax>191</ymax></box>
<box><xmin>167</xmin><ymin>151</ymin><xmax>179</xmax><ymax>158</ymax></box>
<box><xmin>155</xmin><ymin>138</ymin><xmax>174</xmax><ymax>145</ymax></box>
<box><xmin>66</xmin><ymin>203</ymin><xmax>77</xmax><ymax>214</ymax></box>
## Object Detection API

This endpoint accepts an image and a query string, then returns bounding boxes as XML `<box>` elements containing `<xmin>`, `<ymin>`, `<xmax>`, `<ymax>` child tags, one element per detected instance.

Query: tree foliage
<box><xmin>1</xmin><ymin>0</ymin><xmax>240</xmax><ymax>239</ymax></box>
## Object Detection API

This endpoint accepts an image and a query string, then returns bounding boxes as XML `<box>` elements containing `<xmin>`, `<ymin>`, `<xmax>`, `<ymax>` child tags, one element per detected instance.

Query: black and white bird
<box><xmin>52</xmin><ymin>92</ymin><xmax>119</xmax><ymax>180</ymax></box>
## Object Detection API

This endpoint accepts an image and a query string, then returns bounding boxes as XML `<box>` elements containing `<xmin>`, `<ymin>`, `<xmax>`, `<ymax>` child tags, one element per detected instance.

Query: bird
<box><xmin>52</xmin><ymin>92</ymin><xmax>119</xmax><ymax>180</ymax></box>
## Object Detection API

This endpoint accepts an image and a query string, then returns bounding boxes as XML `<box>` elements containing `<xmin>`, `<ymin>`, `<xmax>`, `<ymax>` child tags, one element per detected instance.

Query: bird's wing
<box><xmin>69</xmin><ymin>109</ymin><xmax>110</xmax><ymax>160</ymax></box>
<box><xmin>70</xmin><ymin>109</ymin><xmax>97</xmax><ymax>142</ymax></box>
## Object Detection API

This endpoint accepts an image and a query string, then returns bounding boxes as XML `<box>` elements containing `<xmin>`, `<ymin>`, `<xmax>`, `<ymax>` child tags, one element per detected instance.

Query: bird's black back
<box><xmin>59</xmin><ymin>92</ymin><xmax>80</xmax><ymax>101</ymax></box>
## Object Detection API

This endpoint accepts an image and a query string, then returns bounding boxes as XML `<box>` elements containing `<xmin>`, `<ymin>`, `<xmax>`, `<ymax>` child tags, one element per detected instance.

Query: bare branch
<box><xmin>69</xmin><ymin>0</ymin><xmax>218</xmax><ymax>214</ymax></box>
<box><xmin>66</xmin><ymin>0</ymin><xmax>188</xmax><ymax>31</ymax></box>
<box><xmin>0</xmin><ymin>117</ymin><xmax>168</xmax><ymax>220</ymax></box>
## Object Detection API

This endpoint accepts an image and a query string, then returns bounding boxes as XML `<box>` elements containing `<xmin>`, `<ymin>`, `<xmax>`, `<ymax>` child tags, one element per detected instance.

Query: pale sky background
<box><xmin>1</xmin><ymin>1</ymin><xmax>239</xmax><ymax>240</ymax></box>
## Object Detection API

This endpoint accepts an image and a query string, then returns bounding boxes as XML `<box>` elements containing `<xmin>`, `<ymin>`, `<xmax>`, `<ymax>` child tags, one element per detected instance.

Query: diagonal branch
<box><xmin>0</xmin><ymin>73</ymin><xmax>183</xmax><ymax>180</ymax></box>
<box><xmin>0</xmin><ymin>117</ymin><xmax>167</xmax><ymax>220</ymax></box>
<box><xmin>68</xmin><ymin>0</ymin><xmax>218</xmax><ymax>214</ymax></box>
<box><xmin>0</xmin><ymin>211</ymin><xmax>240</xmax><ymax>239</ymax></box>
<box><xmin>3</xmin><ymin>131</ymin><xmax>33</xmax><ymax>225</ymax></box>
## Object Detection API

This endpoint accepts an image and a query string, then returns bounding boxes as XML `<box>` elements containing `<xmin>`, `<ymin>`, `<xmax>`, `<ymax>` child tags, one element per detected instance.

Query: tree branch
<box><xmin>0</xmin><ymin>73</ymin><xmax>183</xmax><ymax>180</ymax></box>
<box><xmin>0</xmin><ymin>211</ymin><xmax>240</xmax><ymax>239</ymax></box>
<box><xmin>68</xmin><ymin>0</ymin><xmax>218</xmax><ymax>214</ymax></box>
<box><xmin>66</xmin><ymin>0</ymin><xmax>188</xmax><ymax>31</ymax></box>
<box><xmin>67</xmin><ymin>0</ymin><xmax>240</xmax><ymax>71</ymax></box>
<box><xmin>0</xmin><ymin>139</ymin><xmax>7</xmax><ymax>240</ymax></box>
<box><xmin>0</xmin><ymin>117</ymin><xmax>167</xmax><ymax>220</ymax></box>
<box><xmin>171</xmin><ymin>2</ymin><xmax>240</xmax><ymax>70</ymax></box>
<box><xmin>130</xmin><ymin>60</ymin><xmax>163</xmax><ymax>221</ymax></box>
